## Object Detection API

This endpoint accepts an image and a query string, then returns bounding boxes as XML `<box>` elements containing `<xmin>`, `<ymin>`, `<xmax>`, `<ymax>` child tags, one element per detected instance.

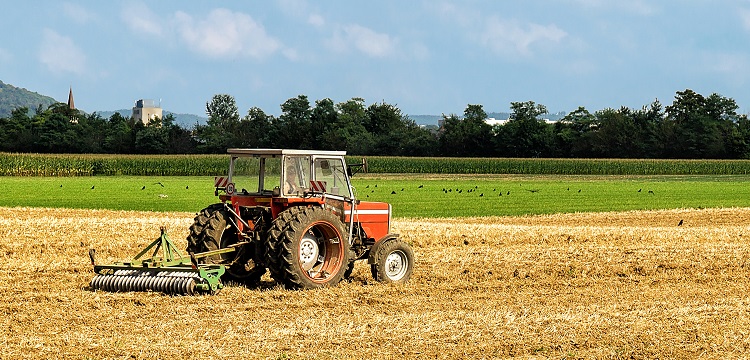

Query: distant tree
<box><xmin>0</xmin><ymin>107</ymin><xmax>34</xmax><ymax>152</ymax></box>
<box><xmin>135</xmin><ymin>116</ymin><xmax>169</xmax><ymax>154</ymax></box>
<box><xmin>365</xmin><ymin>102</ymin><xmax>437</xmax><ymax>156</ymax></box>
<box><xmin>237</xmin><ymin>107</ymin><xmax>273</xmax><ymax>148</ymax></box>
<box><xmin>270</xmin><ymin>95</ymin><xmax>313</xmax><ymax>149</ymax></box>
<box><xmin>104</xmin><ymin>112</ymin><xmax>136</xmax><ymax>153</ymax></box>
<box><xmin>73</xmin><ymin>112</ymin><xmax>108</xmax><ymax>153</ymax></box>
<box><xmin>495</xmin><ymin>101</ymin><xmax>550</xmax><ymax>157</ymax></box>
<box><xmin>552</xmin><ymin>106</ymin><xmax>595</xmax><ymax>157</ymax></box>
<box><xmin>196</xmin><ymin>94</ymin><xmax>241</xmax><ymax>153</ymax></box>
<box><xmin>438</xmin><ymin>104</ymin><xmax>493</xmax><ymax>157</ymax></box>
<box><xmin>662</xmin><ymin>89</ymin><xmax>729</xmax><ymax>158</ymax></box>
<box><xmin>163</xmin><ymin>113</ymin><xmax>196</xmax><ymax>153</ymax></box>
<box><xmin>327</xmin><ymin>98</ymin><xmax>373</xmax><ymax>154</ymax></box>
<box><xmin>310</xmin><ymin>98</ymin><xmax>337</xmax><ymax>148</ymax></box>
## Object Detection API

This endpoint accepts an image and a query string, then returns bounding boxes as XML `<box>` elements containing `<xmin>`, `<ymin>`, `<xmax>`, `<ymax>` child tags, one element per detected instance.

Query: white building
<box><xmin>132</xmin><ymin>99</ymin><xmax>162</xmax><ymax>124</ymax></box>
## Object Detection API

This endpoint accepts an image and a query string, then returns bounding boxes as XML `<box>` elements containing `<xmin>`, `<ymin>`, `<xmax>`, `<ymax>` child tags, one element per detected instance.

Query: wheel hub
<box><xmin>385</xmin><ymin>250</ymin><xmax>408</xmax><ymax>281</ymax></box>
<box><xmin>299</xmin><ymin>233</ymin><xmax>320</xmax><ymax>271</ymax></box>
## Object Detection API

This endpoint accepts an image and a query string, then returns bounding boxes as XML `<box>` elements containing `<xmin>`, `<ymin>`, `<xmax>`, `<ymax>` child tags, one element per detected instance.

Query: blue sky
<box><xmin>4</xmin><ymin>1</ymin><xmax>750</xmax><ymax>118</ymax></box>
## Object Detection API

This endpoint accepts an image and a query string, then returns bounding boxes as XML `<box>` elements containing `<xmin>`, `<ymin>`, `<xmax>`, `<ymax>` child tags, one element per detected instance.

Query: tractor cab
<box><xmin>217</xmin><ymin>149</ymin><xmax>351</xmax><ymax>197</ymax></box>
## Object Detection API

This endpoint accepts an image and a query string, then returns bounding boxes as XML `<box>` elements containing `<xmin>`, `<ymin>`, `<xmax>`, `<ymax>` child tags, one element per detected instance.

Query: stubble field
<box><xmin>2</xmin><ymin>206</ymin><xmax>750</xmax><ymax>359</ymax></box>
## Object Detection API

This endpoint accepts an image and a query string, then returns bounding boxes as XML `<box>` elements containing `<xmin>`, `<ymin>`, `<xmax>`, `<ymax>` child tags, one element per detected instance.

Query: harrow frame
<box><xmin>90</xmin><ymin>227</ymin><xmax>233</xmax><ymax>295</ymax></box>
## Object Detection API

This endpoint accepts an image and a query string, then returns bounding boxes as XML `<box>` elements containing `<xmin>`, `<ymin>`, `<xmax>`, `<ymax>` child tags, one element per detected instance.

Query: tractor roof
<box><xmin>227</xmin><ymin>148</ymin><xmax>347</xmax><ymax>156</ymax></box>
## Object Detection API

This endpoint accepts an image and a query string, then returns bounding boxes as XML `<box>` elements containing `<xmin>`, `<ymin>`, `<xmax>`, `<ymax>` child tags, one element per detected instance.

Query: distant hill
<box><xmin>0</xmin><ymin>81</ymin><xmax>58</xmax><ymax>118</ymax></box>
<box><xmin>95</xmin><ymin>109</ymin><xmax>207</xmax><ymax>129</ymax></box>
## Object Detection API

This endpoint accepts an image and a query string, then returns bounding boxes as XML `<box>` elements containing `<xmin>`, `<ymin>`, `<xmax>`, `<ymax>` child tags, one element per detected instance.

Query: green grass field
<box><xmin>2</xmin><ymin>174</ymin><xmax>750</xmax><ymax>217</ymax></box>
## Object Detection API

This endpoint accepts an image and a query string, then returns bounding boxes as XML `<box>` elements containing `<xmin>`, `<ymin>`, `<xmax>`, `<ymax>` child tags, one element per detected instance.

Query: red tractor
<box><xmin>186</xmin><ymin>148</ymin><xmax>414</xmax><ymax>289</ymax></box>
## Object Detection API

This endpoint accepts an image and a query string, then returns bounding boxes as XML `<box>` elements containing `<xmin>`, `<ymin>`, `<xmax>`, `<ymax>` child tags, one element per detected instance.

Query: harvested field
<box><xmin>2</xmin><ymin>207</ymin><xmax>750</xmax><ymax>359</ymax></box>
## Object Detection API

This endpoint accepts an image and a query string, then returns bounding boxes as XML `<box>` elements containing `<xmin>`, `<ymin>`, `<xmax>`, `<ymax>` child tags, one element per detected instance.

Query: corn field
<box><xmin>3</xmin><ymin>153</ymin><xmax>750</xmax><ymax>176</ymax></box>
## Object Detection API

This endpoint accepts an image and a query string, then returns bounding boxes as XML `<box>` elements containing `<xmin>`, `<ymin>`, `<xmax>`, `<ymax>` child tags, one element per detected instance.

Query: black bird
<box><xmin>90</xmin><ymin>185</ymin><xmax>95</xmax><ymax>190</ymax></box>
<box><xmin>59</xmin><ymin>184</ymin><xmax>63</xmax><ymax>188</ymax></box>
<box><xmin>141</xmin><ymin>186</ymin><xmax>146</xmax><ymax>190</ymax></box>
<box><xmin>375</xmin><ymin>184</ymin><xmax>378</xmax><ymax>188</ymax></box>
<box><xmin>366</xmin><ymin>185</ymin><xmax>370</xmax><ymax>188</ymax></box>
<box><xmin>638</xmin><ymin>188</ymin><xmax>642</xmax><ymax>192</ymax></box>
<box><xmin>567</xmin><ymin>187</ymin><xmax>570</xmax><ymax>191</ymax></box>
<box><xmin>479</xmin><ymin>193</ymin><xmax>483</xmax><ymax>197</ymax></box>
<box><xmin>418</xmin><ymin>185</ymin><xmax>424</xmax><ymax>188</ymax></box>
<box><xmin>492</xmin><ymin>188</ymin><xmax>496</xmax><ymax>191</ymax></box>
<box><xmin>507</xmin><ymin>191</ymin><xmax>510</xmax><ymax>195</ymax></box>
<box><xmin>458</xmin><ymin>190</ymin><xmax>462</xmax><ymax>193</ymax></box>
<box><xmin>185</xmin><ymin>185</ymin><xmax>189</xmax><ymax>189</ymax></box>
<box><xmin>474</xmin><ymin>186</ymin><xmax>478</xmax><ymax>189</ymax></box>
<box><xmin>678</xmin><ymin>219</ymin><xmax>683</xmax><ymax>226</ymax></box>
<box><xmin>648</xmin><ymin>190</ymin><xmax>654</xmax><ymax>194</ymax></box>
<box><xmin>88</xmin><ymin>249</ymin><xmax>96</xmax><ymax>265</ymax></box>
<box><xmin>498</xmin><ymin>193</ymin><xmax>502</xmax><ymax>196</ymax></box>
<box><xmin>391</xmin><ymin>191</ymin><xmax>396</xmax><ymax>194</ymax></box>
<box><xmin>401</xmin><ymin>188</ymin><xmax>404</xmax><ymax>191</ymax></box>
<box><xmin>578</xmin><ymin>189</ymin><xmax>581</xmax><ymax>193</ymax></box>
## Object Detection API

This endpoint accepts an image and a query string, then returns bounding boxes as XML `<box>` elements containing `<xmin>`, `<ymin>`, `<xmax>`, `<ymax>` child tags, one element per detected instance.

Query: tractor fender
<box><xmin>367</xmin><ymin>233</ymin><xmax>401</xmax><ymax>264</ymax></box>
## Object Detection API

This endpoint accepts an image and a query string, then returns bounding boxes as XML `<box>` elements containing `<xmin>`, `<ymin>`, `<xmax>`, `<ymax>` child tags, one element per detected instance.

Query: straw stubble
<box><xmin>1</xmin><ymin>207</ymin><xmax>749</xmax><ymax>358</ymax></box>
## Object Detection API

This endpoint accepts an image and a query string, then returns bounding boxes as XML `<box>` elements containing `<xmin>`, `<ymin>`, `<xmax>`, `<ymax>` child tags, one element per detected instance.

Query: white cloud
<box><xmin>173</xmin><ymin>9</ymin><xmax>284</xmax><ymax>60</ymax></box>
<box><xmin>121</xmin><ymin>1</ymin><xmax>163</xmax><ymax>37</ymax></box>
<box><xmin>327</xmin><ymin>24</ymin><xmax>397</xmax><ymax>58</ymax></box>
<box><xmin>570</xmin><ymin>0</ymin><xmax>657</xmax><ymax>16</ymax></box>
<box><xmin>430</xmin><ymin>2</ymin><xmax>569</xmax><ymax>58</ymax></box>
<box><xmin>38</xmin><ymin>29</ymin><xmax>87</xmax><ymax>75</ymax></box>
<box><xmin>62</xmin><ymin>2</ymin><xmax>98</xmax><ymax>24</ymax></box>
<box><xmin>480</xmin><ymin>17</ymin><xmax>567</xmax><ymax>57</ymax></box>
<box><xmin>308</xmin><ymin>13</ymin><xmax>325</xmax><ymax>28</ymax></box>
<box><xmin>0</xmin><ymin>48</ymin><xmax>11</xmax><ymax>63</ymax></box>
<box><xmin>708</xmin><ymin>52</ymin><xmax>750</xmax><ymax>85</ymax></box>
<box><xmin>740</xmin><ymin>8</ymin><xmax>750</xmax><ymax>31</ymax></box>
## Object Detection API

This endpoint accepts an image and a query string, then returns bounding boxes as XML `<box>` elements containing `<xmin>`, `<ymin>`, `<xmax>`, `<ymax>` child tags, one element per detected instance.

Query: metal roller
<box><xmin>90</xmin><ymin>270</ymin><xmax>206</xmax><ymax>295</ymax></box>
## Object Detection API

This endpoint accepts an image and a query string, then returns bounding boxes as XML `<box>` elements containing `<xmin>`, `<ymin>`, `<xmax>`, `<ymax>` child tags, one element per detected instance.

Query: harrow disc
<box><xmin>90</xmin><ymin>270</ymin><xmax>205</xmax><ymax>295</ymax></box>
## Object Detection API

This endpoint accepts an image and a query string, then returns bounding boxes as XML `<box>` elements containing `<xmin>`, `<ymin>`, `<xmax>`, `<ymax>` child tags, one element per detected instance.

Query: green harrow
<box><xmin>89</xmin><ymin>227</ymin><xmax>231</xmax><ymax>295</ymax></box>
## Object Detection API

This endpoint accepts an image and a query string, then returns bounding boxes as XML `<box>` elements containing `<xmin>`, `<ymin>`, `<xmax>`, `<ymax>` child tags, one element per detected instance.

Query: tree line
<box><xmin>1</xmin><ymin>89</ymin><xmax>749</xmax><ymax>159</ymax></box>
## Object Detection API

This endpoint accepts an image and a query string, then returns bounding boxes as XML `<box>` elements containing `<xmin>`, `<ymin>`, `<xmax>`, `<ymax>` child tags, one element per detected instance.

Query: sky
<box><xmin>4</xmin><ymin>0</ymin><xmax>750</xmax><ymax>119</ymax></box>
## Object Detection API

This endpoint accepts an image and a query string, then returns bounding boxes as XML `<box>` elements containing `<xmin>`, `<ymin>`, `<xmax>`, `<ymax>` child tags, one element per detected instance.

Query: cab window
<box><xmin>313</xmin><ymin>158</ymin><xmax>351</xmax><ymax>197</ymax></box>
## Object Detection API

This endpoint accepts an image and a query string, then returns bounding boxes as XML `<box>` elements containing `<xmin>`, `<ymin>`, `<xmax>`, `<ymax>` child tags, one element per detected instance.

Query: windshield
<box><xmin>313</xmin><ymin>157</ymin><xmax>351</xmax><ymax>198</ymax></box>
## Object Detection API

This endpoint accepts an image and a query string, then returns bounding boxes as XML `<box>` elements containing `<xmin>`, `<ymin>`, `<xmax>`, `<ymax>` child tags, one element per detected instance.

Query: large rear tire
<box><xmin>370</xmin><ymin>239</ymin><xmax>414</xmax><ymax>284</ymax></box>
<box><xmin>266</xmin><ymin>206</ymin><xmax>350</xmax><ymax>289</ymax></box>
<box><xmin>186</xmin><ymin>204</ymin><xmax>265</xmax><ymax>284</ymax></box>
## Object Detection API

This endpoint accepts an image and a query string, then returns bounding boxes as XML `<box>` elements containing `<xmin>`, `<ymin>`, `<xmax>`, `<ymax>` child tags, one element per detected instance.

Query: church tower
<box><xmin>67</xmin><ymin>87</ymin><xmax>75</xmax><ymax>110</ymax></box>
<box><xmin>67</xmin><ymin>87</ymin><xmax>78</xmax><ymax>123</ymax></box>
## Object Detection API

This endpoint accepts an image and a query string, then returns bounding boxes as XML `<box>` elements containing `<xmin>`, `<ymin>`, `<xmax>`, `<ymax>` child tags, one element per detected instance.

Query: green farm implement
<box><xmin>89</xmin><ymin>227</ymin><xmax>229</xmax><ymax>295</ymax></box>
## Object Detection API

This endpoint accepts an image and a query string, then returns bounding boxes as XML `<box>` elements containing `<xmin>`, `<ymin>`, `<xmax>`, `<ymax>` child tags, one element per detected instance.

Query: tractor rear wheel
<box><xmin>186</xmin><ymin>204</ymin><xmax>265</xmax><ymax>284</ymax></box>
<box><xmin>266</xmin><ymin>206</ymin><xmax>350</xmax><ymax>289</ymax></box>
<box><xmin>370</xmin><ymin>239</ymin><xmax>414</xmax><ymax>284</ymax></box>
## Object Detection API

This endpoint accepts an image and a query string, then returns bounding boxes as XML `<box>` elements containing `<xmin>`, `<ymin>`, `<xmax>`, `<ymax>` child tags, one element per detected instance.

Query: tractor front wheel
<box><xmin>266</xmin><ymin>207</ymin><xmax>350</xmax><ymax>289</ymax></box>
<box><xmin>370</xmin><ymin>239</ymin><xmax>414</xmax><ymax>284</ymax></box>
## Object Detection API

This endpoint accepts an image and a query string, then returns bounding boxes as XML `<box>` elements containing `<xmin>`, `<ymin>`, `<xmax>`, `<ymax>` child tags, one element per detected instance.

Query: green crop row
<box><xmin>2</xmin><ymin>153</ymin><xmax>750</xmax><ymax>176</ymax></box>
<box><xmin>361</xmin><ymin>157</ymin><xmax>750</xmax><ymax>175</ymax></box>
